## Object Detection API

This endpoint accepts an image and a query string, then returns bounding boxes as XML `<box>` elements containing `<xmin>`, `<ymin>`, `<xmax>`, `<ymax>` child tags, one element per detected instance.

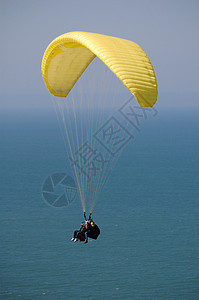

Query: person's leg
<box><xmin>74</xmin><ymin>230</ymin><xmax>79</xmax><ymax>238</ymax></box>
<box><xmin>85</xmin><ymin>231</ymin><xmax>88</xmax><ymax>241</ymax></box>
<box><xmin>84</xmin><ymin>230</ymin><xmax>90</xmax><ymax>243</ymax></box>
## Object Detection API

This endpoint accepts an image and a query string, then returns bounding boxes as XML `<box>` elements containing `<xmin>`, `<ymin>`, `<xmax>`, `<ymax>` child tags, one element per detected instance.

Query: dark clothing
<box><xmin>73</xmin><ymin>230</ymin><xmax>80</xmax><ymax>239</ymax></box>
<box><xmin>85</xmin><ymin>221</ymin><xmax>100</xmax><ymax>241</ymax></box>
<box><xmin>78</xmin><ymin>232</ymin><xmax>85</xmax><ymax>241</ymax></box>
<box><xmin>73</xmin><ymin>225</ymin><xmax>86</xmax><ymax>239</ymax></box>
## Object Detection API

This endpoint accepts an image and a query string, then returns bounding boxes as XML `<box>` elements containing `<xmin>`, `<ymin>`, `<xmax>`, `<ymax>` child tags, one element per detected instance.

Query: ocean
<box><xmin>0</xmin><ymin>104</ymin><xmax>199</xmax><ymax>299</ymax></box>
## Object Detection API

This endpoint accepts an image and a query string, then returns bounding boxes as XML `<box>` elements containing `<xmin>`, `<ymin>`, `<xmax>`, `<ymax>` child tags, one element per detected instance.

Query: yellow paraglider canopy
<box><xmin>42</xmin><ymin>31</ymin><xmax>158</xmax><ymax>107</ymax></box>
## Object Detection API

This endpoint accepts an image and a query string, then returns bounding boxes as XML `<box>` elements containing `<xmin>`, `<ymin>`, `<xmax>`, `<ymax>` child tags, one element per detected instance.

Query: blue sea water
<box><xmin>0</xmin><ymin>105</ymin><xmax>199</xmax><ymax>299</ymax></box>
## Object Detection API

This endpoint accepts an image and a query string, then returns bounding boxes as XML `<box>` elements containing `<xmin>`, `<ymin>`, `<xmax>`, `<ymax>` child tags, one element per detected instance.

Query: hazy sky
<box><xmin>1</xmin><ymin>0</ymin><xmax>199</xmax><ymax>109</ymax></box>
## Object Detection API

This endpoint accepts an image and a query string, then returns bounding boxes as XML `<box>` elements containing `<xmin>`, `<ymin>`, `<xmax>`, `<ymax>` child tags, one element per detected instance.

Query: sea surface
<box><xmin>0</xmin><ymin>104</ymin><xmax>199</xmax><ymax>299</ymax></box>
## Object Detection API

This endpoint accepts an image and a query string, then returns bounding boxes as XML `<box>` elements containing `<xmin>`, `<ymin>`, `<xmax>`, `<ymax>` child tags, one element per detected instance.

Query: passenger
<box><xmin>71</xmin><ymin>222</ymin><xmax>85</xmax><ymax>242</ymax></box>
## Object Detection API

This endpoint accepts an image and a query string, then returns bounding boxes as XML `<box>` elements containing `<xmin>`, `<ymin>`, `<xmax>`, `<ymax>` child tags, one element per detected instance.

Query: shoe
<box><xmin>74</xmin><ymin>238</ymin><xmax>78</xmax><ymax>242</ymax></box>
<box><xmin>71</xmin><ymin>238</ymin><xmax>74</xmax><ymax>241</ymax></box>
<box><xmin>84</xmin><ymin>240</ymin><xmax>88</xmax><ymax>244</ymax></box>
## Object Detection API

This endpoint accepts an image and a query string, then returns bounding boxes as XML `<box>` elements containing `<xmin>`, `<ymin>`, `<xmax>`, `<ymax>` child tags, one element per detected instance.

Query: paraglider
<box><xmin>41</xmin><ymin>31</ymin><xmax>158</xmax><ymax>242</ymax></box>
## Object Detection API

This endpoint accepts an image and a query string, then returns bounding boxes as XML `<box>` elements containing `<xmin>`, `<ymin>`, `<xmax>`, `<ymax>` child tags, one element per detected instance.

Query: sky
<box><xmin>1</xmin><ymin>0</ymin><xmax>199</xmax><ymax>109</ymax></box>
